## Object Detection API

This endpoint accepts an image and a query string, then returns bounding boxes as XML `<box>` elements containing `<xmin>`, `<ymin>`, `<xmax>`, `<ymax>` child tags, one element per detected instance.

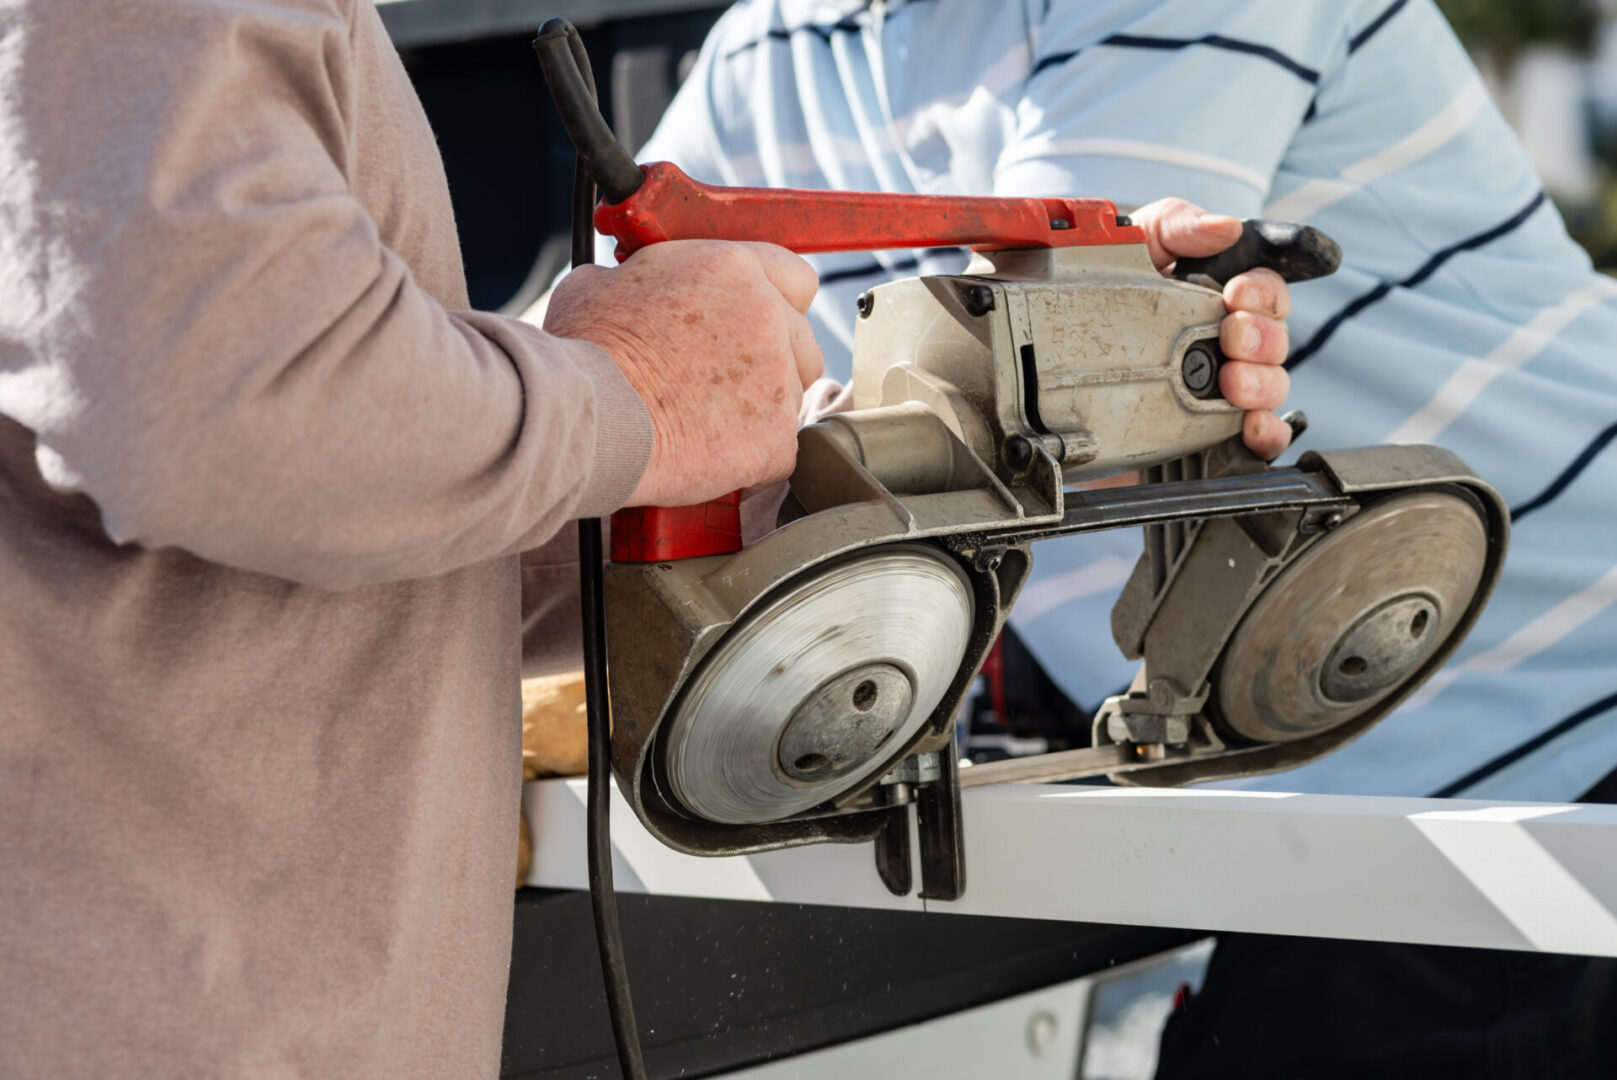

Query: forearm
<box><xmin>0</xmin><ymin>0</ymin><xmax>652</xmax><ymax>589</ymax></box>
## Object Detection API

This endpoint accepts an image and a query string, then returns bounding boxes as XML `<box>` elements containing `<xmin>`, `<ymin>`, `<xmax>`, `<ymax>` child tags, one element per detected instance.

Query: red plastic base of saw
<box><xmin>611</xmin><ymin>491</ymin><xmax>743</xmax><ymax>563</ymax></box>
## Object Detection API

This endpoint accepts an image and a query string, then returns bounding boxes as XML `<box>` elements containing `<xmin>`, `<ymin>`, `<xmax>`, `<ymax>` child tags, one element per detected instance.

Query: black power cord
<box><xmin>533</xmin><ymin>19</ymin><xmax>648</xmax><ymax>1080</ymax></box>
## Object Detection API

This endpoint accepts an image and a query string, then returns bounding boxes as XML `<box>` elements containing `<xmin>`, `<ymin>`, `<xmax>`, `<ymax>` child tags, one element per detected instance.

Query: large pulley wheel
<box><xmin>662</xmin><ymin>547</ymin><xmax>974</xmax><ymax>825</ymax></box>
<box><xmin>1215</xmin><ymin>490</ymin><xmax>1489</xmax><ymax>744</ymax></box>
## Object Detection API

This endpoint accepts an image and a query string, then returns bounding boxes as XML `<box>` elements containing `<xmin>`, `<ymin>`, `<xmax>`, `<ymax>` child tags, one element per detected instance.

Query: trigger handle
<box><xmin>1172</xmin><ymin>220</ymin><xmax>1342</xmax><ymax>287</ymax></box>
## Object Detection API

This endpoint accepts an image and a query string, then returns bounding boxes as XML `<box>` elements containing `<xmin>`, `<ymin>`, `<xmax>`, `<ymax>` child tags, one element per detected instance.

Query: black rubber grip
<box><xmin>1172</xmin><ymin>220</ymin><xmax>1342</xmax><ymax>287</ymax></box>
<box><xmin>533</xmin><ymin>20</ymin><xmax>644</xmax><ymax>204</ymax></box>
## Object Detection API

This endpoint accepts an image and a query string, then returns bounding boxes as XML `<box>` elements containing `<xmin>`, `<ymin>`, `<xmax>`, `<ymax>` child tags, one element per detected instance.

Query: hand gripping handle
<box><xmin>593</xmin><ymin>167</ymin><xmax>1153</xmax><ymax>561</ymax></box>
<box><xmin>535</xmin><ymin>20</ymin><xmax>743</xmax><ymax>564</ymax></box>
<box><xmin>538</xmin><ymin>26</ymin><xmax>1159</xmax><ymax>563</ymax></box>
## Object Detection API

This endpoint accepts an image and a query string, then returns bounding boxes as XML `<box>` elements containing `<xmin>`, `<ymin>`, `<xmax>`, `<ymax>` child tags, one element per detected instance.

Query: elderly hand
<box><xmin>1130</xmin><ymin>198</ymin><xmax>1294</xmax><ymax>460</ymax></box>
<box><xmin>545</xmin><ymin>239</ymin><xmax>825</xmax><ymax>508</ymax></box>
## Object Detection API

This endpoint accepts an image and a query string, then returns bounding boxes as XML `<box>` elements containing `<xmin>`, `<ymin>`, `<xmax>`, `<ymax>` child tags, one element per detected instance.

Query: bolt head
<box><xmin>1003</xmin><ymin>435</ymin><xmax>1033</xmax><ymax>469</ymax></box>
<box><xmin>963</xmin><ymin>285</ymin><xmax>995</xmax><ymax>317</ymax></box>
<box><xmin>856</xmin><ymin>291</ymin><xmax>874</xmax><ymax>318</ymax></box>
<box><xmin>1182</xmin><ymin>345</ymin><xmax>1218</xmax><ymax>394</ymax></box>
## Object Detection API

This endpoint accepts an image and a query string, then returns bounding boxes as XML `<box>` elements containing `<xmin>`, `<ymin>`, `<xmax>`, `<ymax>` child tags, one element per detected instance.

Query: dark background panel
<box><xmin>396</xmin><ymin>5</ymin><xmax>725</xmax><ymax>312</ymax></box>
<box><xmin>501</xmin><ymin>889</ymin><xmax>1199</xmax><ymax>1079</ymax></box>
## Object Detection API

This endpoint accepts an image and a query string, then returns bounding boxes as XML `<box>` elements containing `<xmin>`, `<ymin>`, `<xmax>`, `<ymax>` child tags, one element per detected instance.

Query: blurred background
<box><xmin>1437</xmin><ymin>0</ymin><xmax>1617</xmax><ymax>266</ymax></box>
<box><xmin>376</xmin><ymin>0</ymin><xmax>1617</xmax><ymax>313</ymax></box>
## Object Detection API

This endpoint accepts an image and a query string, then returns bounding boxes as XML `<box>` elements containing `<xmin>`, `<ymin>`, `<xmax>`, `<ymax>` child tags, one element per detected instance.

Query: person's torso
<box><xmin>0</xmin><ymin>4</ymin><xmax>516</xmax><ymax>1075</ymax></box>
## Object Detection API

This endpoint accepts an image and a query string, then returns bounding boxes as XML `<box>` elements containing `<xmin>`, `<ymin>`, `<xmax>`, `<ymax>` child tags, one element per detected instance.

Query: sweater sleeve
<box><xmin>0</xmin><ymin>0</ymin><xmax>652</xmax><ymax>590</ymax></box>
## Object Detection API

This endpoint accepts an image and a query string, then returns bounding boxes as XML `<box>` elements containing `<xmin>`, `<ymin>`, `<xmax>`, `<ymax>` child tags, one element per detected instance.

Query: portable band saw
<box><xmin>536</xmin><ymin>32</ymin><xmax>1509</xmax><ymax>905</ymax></box>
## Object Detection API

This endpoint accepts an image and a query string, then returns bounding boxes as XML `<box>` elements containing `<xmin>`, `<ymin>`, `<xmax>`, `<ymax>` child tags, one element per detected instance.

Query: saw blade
<box><xmin>662</xmin><ymin>546</ymin><xmax>974</xmax><ymax>826</ymax></box>
<box><xmin>1214</xmin><ymin>489</ymin><xmax>1489</xmax><ymax>744</ymax></box>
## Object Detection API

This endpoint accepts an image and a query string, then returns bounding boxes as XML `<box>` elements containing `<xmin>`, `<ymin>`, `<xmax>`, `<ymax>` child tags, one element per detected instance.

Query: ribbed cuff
<box><xmin>559</xmin><ymin>338</ymin><xmax>654</xmax><ymax>517</ymax></box>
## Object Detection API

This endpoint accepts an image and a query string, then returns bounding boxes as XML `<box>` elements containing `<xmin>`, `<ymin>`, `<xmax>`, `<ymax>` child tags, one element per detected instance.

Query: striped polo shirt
<box><xmin>630</xmin><ymin>0</ymin><xmax>1617</xmax><ymax>801</ymax></box>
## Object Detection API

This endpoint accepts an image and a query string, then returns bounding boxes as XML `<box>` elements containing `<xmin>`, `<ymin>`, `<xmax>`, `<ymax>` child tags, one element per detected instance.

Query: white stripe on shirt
<box><xmin>1405</xmin><ymin>562</ymin><xmax>1617</xmax><ymax>710</ymax></box>
<box><xmin>1265</xmin><ymin>77</ymin><xmax>1488</xmax><ymax>221</ymax></box>
<box><xmin>1387</xmin><ymin>278</ymin><xmax>1617</xmax><ymax>445</ymax></box>
<box><xmin>997</xmin><ymin>136</ymin><xmax>1271</xmax><ymax>193</ymax></box>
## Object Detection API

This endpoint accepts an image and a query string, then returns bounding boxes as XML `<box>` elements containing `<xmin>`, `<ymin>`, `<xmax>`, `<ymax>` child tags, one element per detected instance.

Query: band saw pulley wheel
<box><xmin>1212</xmin><ymin>488</ymin><xmax>1491</xmax><ymax>745</ymax></box>
<box><xmin>660</xmin><ymin>545</ymin><xmax>975</xmax><ymax>826</ymax></box>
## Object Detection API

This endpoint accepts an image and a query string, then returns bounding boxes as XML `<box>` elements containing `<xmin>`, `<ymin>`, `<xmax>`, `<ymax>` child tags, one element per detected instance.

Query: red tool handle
<box><xmin>597</xmin><ymin>162</ymin><xmax>1144</xmax><ymax>258</ymax></box>
<box><xmin>606</xmin><ymin>163</ymin><xmax>1146</xmax><ymax>563</ymax></box>
<box><xmin>610</xmin><ymin>491</ymin><xmax>742</xmax><ymax>563</ymax></box>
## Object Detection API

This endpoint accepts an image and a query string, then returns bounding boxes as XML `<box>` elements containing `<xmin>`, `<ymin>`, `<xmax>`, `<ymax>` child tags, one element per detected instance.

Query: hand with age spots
<box><xmin>1129</xmin><ymin>198</ymin><xmax>1295</xmax><ymax>460</ymax></box>
<box><xmin>544</xmin><ymin>239</ymin><xmax>824</xmax><ymax>507</ymax></box>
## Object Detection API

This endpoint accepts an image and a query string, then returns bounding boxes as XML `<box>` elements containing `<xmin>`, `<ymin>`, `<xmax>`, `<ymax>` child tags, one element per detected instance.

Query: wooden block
<box><xmin>521</xmin><ymin>671</ymin><xmax>589</xmax><ymax>780</ymax></box>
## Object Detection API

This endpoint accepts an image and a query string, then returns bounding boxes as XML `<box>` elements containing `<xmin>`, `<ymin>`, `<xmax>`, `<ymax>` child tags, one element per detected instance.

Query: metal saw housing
<box><xmin>602</xmin><ymin>241</ymin><xmax>1509</xmax><ymax>889</ymax></box>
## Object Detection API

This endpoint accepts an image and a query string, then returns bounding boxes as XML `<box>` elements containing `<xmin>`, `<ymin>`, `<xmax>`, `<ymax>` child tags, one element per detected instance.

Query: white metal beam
<box><xmin>523</xmin><ymin>780</ymin><xmax>1617</xmax><ymax>957</ymax></box>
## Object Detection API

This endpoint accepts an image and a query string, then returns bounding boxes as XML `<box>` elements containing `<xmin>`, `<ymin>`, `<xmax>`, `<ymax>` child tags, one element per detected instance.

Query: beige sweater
<box><xmin>0</xmin><ymin>1</ymin><xmax>653</xmax><ymax>1075</ymax></box>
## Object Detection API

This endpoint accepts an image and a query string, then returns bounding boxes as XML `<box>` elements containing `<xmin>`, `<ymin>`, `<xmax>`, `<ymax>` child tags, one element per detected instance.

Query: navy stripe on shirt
<box><xmin>1510</xmin><ymin>419</ymin><xmax>1617</xmax><ymax>523</ymax></box>
<box><xmin>1287</xmin><ymin>190</ymin><xmax>1548</xmax><ymax>370</ymax></box>
<box><xmin>725</xmin><ymin>9</ymin><xmax>867</xmax><ymax>58</ymax></box>
<box><xmin>1349</xmin><ymin>0</ymin><xmax>1412</xmax><ymax>54</ymax></box>
<box><xmin>817</xmin><ymin>247</ymin><xmax>965</xmax><ymax>286</ymax></box>
<box><xmin>724</xmin><ymin>0</ymin><xmax>939</xmax><ymax>59</ymax></box>
<box><xmin>1030</xmin><ymin>50</ymin><xmax>1081</xmax><ymax>79</ymax></box>
<box><xmin>1032</xmin><ymin>32</ymin><xmax>1319</xmax><ymax>84</ymax></box>
<box><xmin>1099</xmin><ymin>33</ymin><xmax>1320</xmax><ymax>83</ymax></box>
<box><xmin>1432</xmin><ymin>688</ymin><xmax>1617</xmax><ymax>797</ymax></box>
<box><xmin>819</xmin><ymin>256</ymin><xmax>919</xmax><ymax>286</ymax></box>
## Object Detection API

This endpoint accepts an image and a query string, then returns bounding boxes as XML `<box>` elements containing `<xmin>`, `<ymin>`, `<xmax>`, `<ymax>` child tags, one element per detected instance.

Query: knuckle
<box><xmin>717</xmin><ymin>241</ymin><xmax>756</xmax><ymax>272</ymax></box>
<box><xmin>689</xmin><ymin>240</ymin><xmax>744</xmax><ymax>277</ymax></box>
<box><xmin>1267</xmin><ymin>322</ymin><xmax>1290</xmax><ymax>361</ymax></box>
<box><xmin>1267</xmin><ymin>324</ymin><xmax>1293</xmax><ymax>362</ymax></box>
<box><xmin>1220</xmin><ymin>362</ymin><xmax>1248</xmax><ymax>403</ymax></box>
<box><xmin>1255</xmin><ymin>269</ymin><xmax>1290</xmax><ymax>317</ymax></box>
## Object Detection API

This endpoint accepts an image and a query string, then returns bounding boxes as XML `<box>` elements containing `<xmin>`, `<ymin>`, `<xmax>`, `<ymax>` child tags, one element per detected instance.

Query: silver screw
<box><xmin>1182</xmin><ymin>346</ymin><xmax>1217</xmax><ymax>394</ymax></box>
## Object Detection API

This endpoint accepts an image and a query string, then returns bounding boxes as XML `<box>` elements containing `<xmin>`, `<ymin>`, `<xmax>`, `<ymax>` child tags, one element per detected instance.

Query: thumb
<box><xmin>1131</xmin><ymin>197</ymin><xmax>1242</xmax><ymax>271</ymax></box>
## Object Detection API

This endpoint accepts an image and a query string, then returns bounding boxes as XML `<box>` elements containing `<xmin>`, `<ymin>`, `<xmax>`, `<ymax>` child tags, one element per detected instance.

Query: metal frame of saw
<box><xmin>602</xmin><ymin>237</ymin><xmax>1508</xmax><ymax>904</ymax></box>
<box><xmin>605</xmin><ymin>427</ymin><xmax>1506</xmax><ymax>900</ymax></box>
